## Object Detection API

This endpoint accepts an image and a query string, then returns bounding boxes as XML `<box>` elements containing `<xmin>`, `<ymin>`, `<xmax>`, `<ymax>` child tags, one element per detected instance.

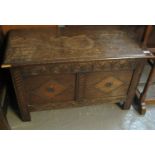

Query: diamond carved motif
<box><xmin>34</xmin><ymin>80</ymin><xmax>66</xmax><ymax>99</ymax></box>
<box><xmin>95</xmin><ymin>76</ymin><xmax>123</xmax><ymax>93</ymax></box>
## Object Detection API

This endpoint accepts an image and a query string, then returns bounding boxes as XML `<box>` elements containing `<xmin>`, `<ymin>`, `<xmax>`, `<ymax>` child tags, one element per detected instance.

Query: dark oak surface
<box><xmin>0</xmin><ymin>25</ymin><xmax>58</xmax><ymax>35</ymax></box>
<box><xmin>0</xmin><ymin>89</ymin><xmax>10</xmax><ymax>130</ymax></box>
<box><xmin>3</xmin><ymin>27</ymin><xmax>154</xmax><ymax>67</ymax></box>
<box><xmin>0</xmin><ymin>27</ymin><xmax>10</xmax><ymax>129</ymax></box>
<box><xmin>2</xmin><ymin>26</ymin><xmax>154</xmax><ymax>121</ymax></box>
<box><xmin>134</xmin><ymin>26</ymin><xmax>155</xmax><ymax>114</ymax></box>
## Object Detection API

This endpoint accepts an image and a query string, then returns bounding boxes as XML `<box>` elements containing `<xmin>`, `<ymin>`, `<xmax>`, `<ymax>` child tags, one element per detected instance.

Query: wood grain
<box><xmin>0</xmin><ymin>25</ymin><xmax>57</xmax><ymax>35</ymax></box>
<box><xmin>2</xmin><ymin>26</ymin><xmax>152</xmax><ymax>121</ymax></box>
<box><xmin>3</xmin><ymin>27</ymin><xmax>153</xmax><ymax>67</ymax></box>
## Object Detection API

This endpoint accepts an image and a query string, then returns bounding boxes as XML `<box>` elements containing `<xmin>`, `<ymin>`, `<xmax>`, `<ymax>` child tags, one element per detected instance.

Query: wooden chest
<box><xmin>2</xmin><ymin>27</ymin><xmax>154</xmax><ymax>121</ymax></box>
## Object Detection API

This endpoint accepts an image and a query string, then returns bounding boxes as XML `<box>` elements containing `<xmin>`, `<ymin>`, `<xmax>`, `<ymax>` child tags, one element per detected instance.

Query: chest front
<box><xmin>10</xmin><ymin>59</ymin><xmax>136</xmax><ymax>112</ymax></box>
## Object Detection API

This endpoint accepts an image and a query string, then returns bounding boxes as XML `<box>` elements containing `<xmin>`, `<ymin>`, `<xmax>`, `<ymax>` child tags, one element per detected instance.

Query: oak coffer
<box><xmin>2</xmin><ymin>27</ymin><xmax>154</xmax><ymax>121</ymax></box>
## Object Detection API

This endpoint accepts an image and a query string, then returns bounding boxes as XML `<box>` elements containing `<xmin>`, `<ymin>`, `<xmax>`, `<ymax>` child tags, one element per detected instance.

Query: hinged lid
<box><xmin>2</xmin><ymin>27</ymin><xmax>155</xmax><ymax>67</ymax></box>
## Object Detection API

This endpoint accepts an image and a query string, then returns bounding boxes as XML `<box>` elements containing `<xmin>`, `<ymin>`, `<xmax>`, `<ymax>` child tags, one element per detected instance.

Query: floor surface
<box><xmin>7</xmin><ymin>104</ymin><xmax>155</xmax><ymax>130</ymax></box>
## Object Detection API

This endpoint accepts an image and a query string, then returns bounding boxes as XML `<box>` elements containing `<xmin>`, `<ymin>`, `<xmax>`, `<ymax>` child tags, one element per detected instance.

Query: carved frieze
<box><xmin>21</xmin><ymin>59</ymin><xmax>136</xmax><ymax>76</ymax></box>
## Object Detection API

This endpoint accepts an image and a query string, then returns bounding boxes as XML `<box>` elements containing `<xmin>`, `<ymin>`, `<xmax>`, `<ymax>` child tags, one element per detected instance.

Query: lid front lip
<box><xmin>2</xmin><ymin>54</ymin><xmax>155</xmax><ymax>68</ymax></box>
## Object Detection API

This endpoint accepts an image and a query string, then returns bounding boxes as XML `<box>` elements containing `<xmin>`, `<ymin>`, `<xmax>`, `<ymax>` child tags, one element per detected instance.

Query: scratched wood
<box><xmin>2</xmin><ymin>26</ymin><xmax>154</xmax><ymax>121</ymax></box>
<box><xmin>3</xmin><ymin>27</ymin><xmax>153</xmax><ymax>67</ymax></box>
